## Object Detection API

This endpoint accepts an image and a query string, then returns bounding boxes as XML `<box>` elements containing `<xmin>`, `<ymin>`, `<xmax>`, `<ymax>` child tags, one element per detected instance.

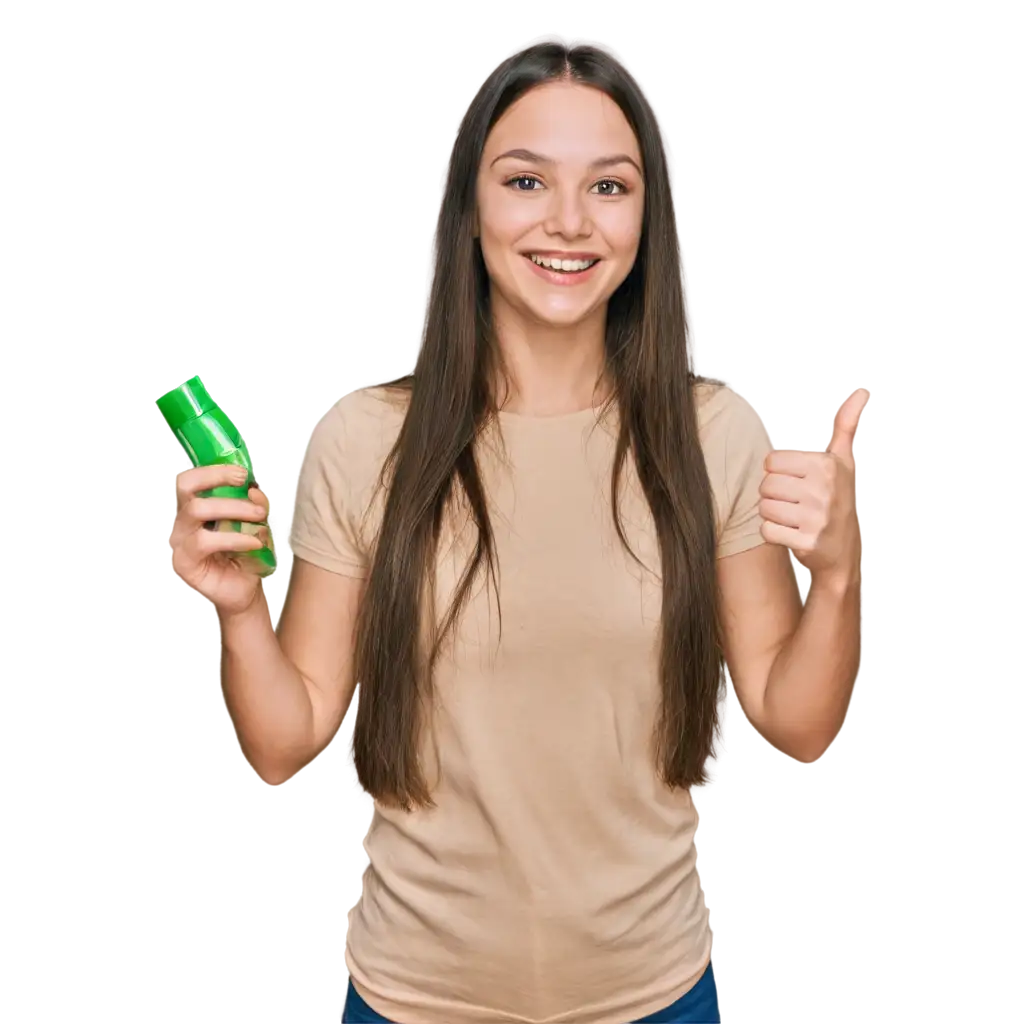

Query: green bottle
<box><xmin>156</xmin><ymin>375</ymin><xmax>276</xmax><ymax>577</ymax></box>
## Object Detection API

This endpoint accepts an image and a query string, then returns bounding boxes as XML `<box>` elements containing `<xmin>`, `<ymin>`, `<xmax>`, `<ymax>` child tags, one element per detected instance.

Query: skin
<box><xmin>475</xmin><ymin>80</ymin><xmax>645</xmax><ymax>416</ymax></box>
<box><xmin>713</xmin><ymin>393</ymin><xmax>865</xmax><ymax>763</ymax></box>
<box><xmin>165</xmin><ymin>79</ymin><xmax>864</xmax><ymax>782</ymax></box>
<box><xmin>165</xmin><ymin>456</ymin><xmax>327</xmax><ymax>787</ymax></box>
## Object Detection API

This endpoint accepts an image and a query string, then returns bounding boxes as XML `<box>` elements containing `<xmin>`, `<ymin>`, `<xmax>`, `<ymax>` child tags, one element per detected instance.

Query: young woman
<box><xmin>170</xmin><ymin>40</ymin><xmax>866</xmax><ymax>1024</ymax></box>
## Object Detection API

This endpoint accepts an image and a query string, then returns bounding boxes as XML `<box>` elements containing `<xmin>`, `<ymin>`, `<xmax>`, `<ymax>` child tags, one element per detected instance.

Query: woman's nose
<box><xmin>543</xmin><ymin>189</ymin><xmax>592</xmax><ymax>239</ymax></box>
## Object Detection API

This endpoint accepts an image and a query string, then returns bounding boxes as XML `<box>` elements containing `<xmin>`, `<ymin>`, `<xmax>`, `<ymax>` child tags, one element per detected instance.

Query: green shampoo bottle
<box><xmin>156</xmin><ymin>375</ymin><xmax>276</xmax><ymax>577</ymax></box>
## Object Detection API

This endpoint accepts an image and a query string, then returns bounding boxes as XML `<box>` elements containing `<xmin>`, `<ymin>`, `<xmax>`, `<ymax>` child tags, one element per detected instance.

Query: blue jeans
<box><xmin>342</xmin><ymin>960</ymin><xmax>721</xmax><ymax>1023</ymax></box>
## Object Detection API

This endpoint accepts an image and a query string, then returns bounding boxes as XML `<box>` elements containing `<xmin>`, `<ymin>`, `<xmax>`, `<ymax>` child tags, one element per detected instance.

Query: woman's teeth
<box><xmin>529</xmin><ymin>254</ymin><xmax>598</xmax><ymax>273</ymax></box>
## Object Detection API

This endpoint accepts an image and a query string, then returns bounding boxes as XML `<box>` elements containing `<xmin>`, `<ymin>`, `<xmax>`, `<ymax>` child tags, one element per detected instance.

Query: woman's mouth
<box><xmin>522</xmin><ymin>253</ymin><xmax>602</xmax><ymax>286</ymax></box>
<box><xmin>528</xmin><ymin>253</ymin><xmax>598</xmax><ymax>274</ymax></box>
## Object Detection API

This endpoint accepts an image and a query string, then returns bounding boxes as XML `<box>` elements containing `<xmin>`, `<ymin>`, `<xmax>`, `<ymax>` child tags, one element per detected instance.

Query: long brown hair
<box><xmin>352</xmin><ymin>40</ymin><xmax>727</xmax><ymax>811</ymax></box>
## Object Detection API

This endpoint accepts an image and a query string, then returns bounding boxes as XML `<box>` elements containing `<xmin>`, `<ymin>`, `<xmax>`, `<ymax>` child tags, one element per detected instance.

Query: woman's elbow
<box><xmin>778</xmin><ymin>724</ymin><xmax>835</xmax><ymax>765</ymax></box>
<box><xmin>246</xmin><ymin>753</ymin><xmax>303</xmax><ymax>790</ymax></box>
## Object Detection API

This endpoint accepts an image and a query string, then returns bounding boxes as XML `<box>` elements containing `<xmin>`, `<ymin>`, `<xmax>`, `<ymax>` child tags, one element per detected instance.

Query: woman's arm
<box><xmin>219</xmin><ymin>557</ymin><xmax>364</xmax><ymax>784</ymax></box>
<box><xmin>716</xmin><ymin>388</ymin><xmax>868</xmax><ymax>761</ymax></box>
<box><xmin>716</xmin><ymin>543</ymin><xmax>861</xmax><ymax>762</ymax></box>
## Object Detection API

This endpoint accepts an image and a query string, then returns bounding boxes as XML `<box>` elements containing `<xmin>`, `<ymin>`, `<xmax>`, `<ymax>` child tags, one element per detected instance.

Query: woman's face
<box><xmin>475</xmin><ymin>82</ymin><xmax>645</xmax><ymax>329</ymax></box>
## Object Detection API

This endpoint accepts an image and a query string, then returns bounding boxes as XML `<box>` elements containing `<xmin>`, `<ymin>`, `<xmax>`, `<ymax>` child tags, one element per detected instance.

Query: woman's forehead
<box><xmin>484</xmin><ymin>84</ymin><xmax>640</xmax><ymax>165</ymax></box>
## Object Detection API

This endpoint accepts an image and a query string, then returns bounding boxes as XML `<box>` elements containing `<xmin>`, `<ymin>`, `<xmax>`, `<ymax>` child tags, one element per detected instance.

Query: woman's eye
<box><xmin>593</xmin><ymin>179</ymin><xmax>628</xmax><ymax>196</ymax></box>
<box><xmin>508</xmin><ymin>175</ymin><xmax>541</xmax><ymax>191</ymax></box>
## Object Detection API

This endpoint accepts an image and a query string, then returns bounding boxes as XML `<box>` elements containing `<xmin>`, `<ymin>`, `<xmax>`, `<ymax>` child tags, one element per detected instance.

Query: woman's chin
<box><xmin>521</xmin><ymin>296</ymin><xmax>602</xmax><ymax>328</ymax></box>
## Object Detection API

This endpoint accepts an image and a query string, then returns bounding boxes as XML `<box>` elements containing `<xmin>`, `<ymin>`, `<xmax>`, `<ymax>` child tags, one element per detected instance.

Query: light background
<box><xmin>2</xmin><ymin>4</ymin><xmax>1024</xmax><ymax>1019</ymax></box>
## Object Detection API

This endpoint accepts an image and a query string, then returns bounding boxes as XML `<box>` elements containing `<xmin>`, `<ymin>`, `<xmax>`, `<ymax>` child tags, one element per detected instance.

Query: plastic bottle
<box><xmin>156</xmin><ymin>375</ymin><xmax>276</xmax><ymax>577</ymax></box>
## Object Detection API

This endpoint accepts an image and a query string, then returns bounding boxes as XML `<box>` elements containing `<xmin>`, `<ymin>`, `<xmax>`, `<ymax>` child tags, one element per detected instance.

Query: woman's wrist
<box><xmin>811</xmin><ymin>565</ymin><xmax>860</xmax><ymax>602</ymax></box>
<box><xmin>218</xmin><ymin>589</ymin><xmax>272</xmax><ymax>634</ymax></box>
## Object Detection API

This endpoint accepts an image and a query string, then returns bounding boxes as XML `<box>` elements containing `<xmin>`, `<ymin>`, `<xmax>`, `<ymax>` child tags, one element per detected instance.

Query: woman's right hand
<box><xmin>170</xmin><ymin>464</ymin><xmax>272</xmax><ymax>618</ymax></box>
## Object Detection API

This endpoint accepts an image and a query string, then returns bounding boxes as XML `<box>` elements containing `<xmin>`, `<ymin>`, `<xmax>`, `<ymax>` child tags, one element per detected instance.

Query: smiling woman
<box><xmin>267</xmin><ymin>38</ymin><xmax>814</xmax><ymax>1024</ymax></box>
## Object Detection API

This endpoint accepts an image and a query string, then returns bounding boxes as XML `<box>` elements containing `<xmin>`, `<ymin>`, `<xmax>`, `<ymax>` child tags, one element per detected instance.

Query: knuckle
<box><xmin>175</xmin><ymin>469</ymin><xmax>195</xmax><ymax>494</ymax></box>
<box><xmin>166</xmin><ymin>524</ymin><xmax>187</xmax><ymax>557</ymax></box>
<box><xmin>192</xmin><ymin>530</ymin><xmax>210</xmax><ymax>556</ymax></box>
<box><xmin>171</xmin><ymin>548</ymin><xmax>185</xmax><ymax>575</ymax></box>
<box><xmin>186</xmin><ymin>495</ymin><xmax>207</xmax><ymax>520</ymax></box>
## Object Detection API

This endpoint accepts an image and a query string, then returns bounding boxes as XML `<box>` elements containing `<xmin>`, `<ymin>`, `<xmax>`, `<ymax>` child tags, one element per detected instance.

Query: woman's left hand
<box><xmin>758</xmin><ymin>389</ymin><xmax>870</xmax><ymax>586</ymax></box>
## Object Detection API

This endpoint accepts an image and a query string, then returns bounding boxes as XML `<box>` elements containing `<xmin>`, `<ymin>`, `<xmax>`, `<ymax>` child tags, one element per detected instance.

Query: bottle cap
<box><xmin>156</xmin><ymin>376</ymin><xmax>216</xmax><ymax>431</ymax></box>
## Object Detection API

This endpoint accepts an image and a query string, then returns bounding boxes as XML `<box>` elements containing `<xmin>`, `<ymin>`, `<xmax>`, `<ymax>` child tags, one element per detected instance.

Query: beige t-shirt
<box><xmin>289</xmin><ymin>381</ymin><xmax>772</xmax><ymax>1024</ymax></box>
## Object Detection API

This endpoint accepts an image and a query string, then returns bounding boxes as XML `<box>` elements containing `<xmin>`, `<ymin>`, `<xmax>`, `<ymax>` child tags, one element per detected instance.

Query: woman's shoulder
<box><xmin>693</xmin><ymin>377</ymin><xmax>764</xmax><ymax>434</ymax></box>
<box><xmin>316</xmin><ymin>377</ymin><xmax>412</xmax><ymax>445</ymax></box>
<box><xmin>691</xmin><ymin>378</ymin><xmax>773</xmax><ymax>530</ymax></box>
<box><xmin>298</xmin><ymin>378</ymin><xmax>412</xmax><ymax>491</ymax></box>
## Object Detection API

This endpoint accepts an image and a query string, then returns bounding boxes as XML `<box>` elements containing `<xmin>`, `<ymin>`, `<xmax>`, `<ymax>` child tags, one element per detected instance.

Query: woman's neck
<box><xmin>490</xmin><ymin>302</ymin><xmax>610</xmax><ymax>416</ymax></box>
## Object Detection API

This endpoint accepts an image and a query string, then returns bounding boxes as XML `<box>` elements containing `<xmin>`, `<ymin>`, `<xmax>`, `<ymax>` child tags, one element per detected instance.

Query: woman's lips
<box><xmin>522</xmin><ymin>254</ymin><xmax>601</xmax><ymax>286</ymax></box>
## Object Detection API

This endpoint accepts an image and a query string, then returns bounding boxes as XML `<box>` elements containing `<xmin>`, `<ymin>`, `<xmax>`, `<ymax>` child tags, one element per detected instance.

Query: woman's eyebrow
<box><xmin>490</xmin><ymin>148</ymin><xmax>642</xmax><ymax>175</ymax></box>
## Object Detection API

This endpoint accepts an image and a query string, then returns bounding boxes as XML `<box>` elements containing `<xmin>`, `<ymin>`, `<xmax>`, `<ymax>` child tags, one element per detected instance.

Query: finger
<box><xmin>248</xmin><ymin>484</ymin><xmax>269</xmax><ymax>515</ymax></box>
<box><xmin>186</xmin><ymin>526</ymin><xmax>266</xmax><ymax>563</ymax></box>
<box><xmin>759</xmin><ymin>497</ymin><xmax>803</xmax><ymax>529</ymax></box>
<box><xmin>181</xmin><ymin>496</ymin><xmax>269</xmax><ymax>532</ymax></box>
<box><xmin>826</xmin><ymin>389</ymin><xmax>870</xmax><ymax>461</ymax></box>
<box><xmin>758</xmin><ymin>472</ymin><xmax>804</xmax><ymax>502</ymax></box>
<box><xmin>763</xmin><ymin>450</ymin><xmax>815</xmax><ymax>477</ymax></box>
<box><xmin>761</xmin><ymin>520</ymin><xmax>806</xmax><ymax>552</ymax></box>
<box><xmin>176</xmin><ymin>463</ymin><xmax>250</xmax><ymax>509</ymax></box>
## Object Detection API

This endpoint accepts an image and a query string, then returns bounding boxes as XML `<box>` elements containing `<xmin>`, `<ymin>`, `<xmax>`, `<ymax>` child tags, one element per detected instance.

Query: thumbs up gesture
<box><xmin>759</xmin><ymin>389</ymin><xmax>869</xmax><ymax>586</ymax></box>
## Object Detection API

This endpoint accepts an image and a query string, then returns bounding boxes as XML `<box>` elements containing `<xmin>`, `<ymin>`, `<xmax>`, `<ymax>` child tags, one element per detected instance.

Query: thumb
<box><xmin>826</xmin><ymin>388</ymin><xmax>870</xmax><ymax>462</ymax></box>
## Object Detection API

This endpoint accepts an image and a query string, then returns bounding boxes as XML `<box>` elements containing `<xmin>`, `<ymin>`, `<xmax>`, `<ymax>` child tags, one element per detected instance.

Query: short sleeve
<box><xmin>717</xmin><ymin>390</ymin><xmax>774</xmax><ymax>559</ymax></box>
<box><xmin>288</xmin><ymin>398</ymin><xmax>371</xmax><ymax>579</ymax></box>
